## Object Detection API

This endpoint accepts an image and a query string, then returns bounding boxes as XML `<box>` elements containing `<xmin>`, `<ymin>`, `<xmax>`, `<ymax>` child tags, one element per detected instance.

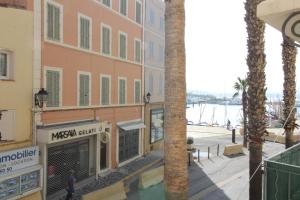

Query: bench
<box><xmin>82</xmin><ymin>181</ymin><xmax>126</xmax><ymax>200</ymax></box>
<box><xmin>139</xmin><ymin>166</ymin><xmax>164</xmax><ymax>189</ymax></box>
<box><xmin>223</xmin><ymin>144</ymin><xmax>243</xmax><ymax>156</ymax></box>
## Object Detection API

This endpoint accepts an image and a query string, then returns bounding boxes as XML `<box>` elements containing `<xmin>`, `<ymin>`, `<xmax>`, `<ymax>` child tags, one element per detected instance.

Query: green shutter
<box><xmin>47</xmin><ymin>4</ymin><xmax>53</xmax><ymax>39</ymax></box>
<box><xmin>101</xmin><ymin>77</ymin><xmax>110</xmax><ymax>105</ymax></box>
<box><xmin>80</xmin><ymin>74</ymin><xmax>89</xmax><ymax>106</ymax></box>
<box><xmin>121</xmin><ymin>0</ymin><xmax>127</xmax><ymax>16</ymax></box>
<box><xmin>54</xmin><ymin>6</ymin><xmax>60</xmax><ymax>40</ymax></box>
<box><xmin>80</xmin><ymin>18</ymin><xmax>90</xmax><ymax>49</ymax></box>
<box><xmin>46</xmin><ymin>71</ymin><xmax>60</xmax><ymax>107</ymax></box>
<box><xmin>135</xmin><ymin>81</ymin><xmax>140</xmax><ymax>103</ymax></box>
<box><xmin>0</xmin><ymin>53</ymin><xmax>7</xmax><ymax>77</ymax></box>
<box><xmin>102</xmin><ymin>27</ymin><xmax>110</xmax><ymax>54</ymax></box>
<box><xmin>119</xmin><ymin>79</ymin><xmax>126</xmax><ymax>104</ymax></box>
<box><xmin>120</xmin><ymin>34</ymin><xmax>126</xmax><ymax>59</ymax></box>
<box><xmin>135</xmin><ymin>41</ymin><xmax>141</xmax><ymax>63</ymax></box>
<box><xmin>136</xmin><ymin>2</ymin><xmax>141</xmax><ymax>24</ymax></box>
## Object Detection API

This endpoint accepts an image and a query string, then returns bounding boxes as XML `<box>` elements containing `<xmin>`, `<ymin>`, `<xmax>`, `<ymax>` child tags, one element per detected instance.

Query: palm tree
<box><xmin>245</xmin><ymin>0</ymin><xmax>267</xmax><ymax>199</ymax></box>
<box><xmin>233</xmin><ymin>77</ymin><xmax>248</xmax><ymax>147</ymax></box>
<box><xmin>282</xmin><ymin>37</ymin><xmax>297</xmax><ymax>149</ymax></box>
<box><xmin>164</xmin><ymin>0</ymin><xmax>188</xmax><ymax>199</ymax></box>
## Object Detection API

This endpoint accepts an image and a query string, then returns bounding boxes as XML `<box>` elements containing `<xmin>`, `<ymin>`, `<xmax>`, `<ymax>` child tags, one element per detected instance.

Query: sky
<box><xmin>185</xmin><ymin>0</ymin><xmax>300</xmax><ymax>98</ymax></box>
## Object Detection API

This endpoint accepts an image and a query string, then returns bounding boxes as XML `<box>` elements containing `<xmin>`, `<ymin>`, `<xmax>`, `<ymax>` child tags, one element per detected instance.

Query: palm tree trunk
<box><xmin>245</xmin><ymin>0</ymin><xmax>267</xmax><ymax>199</ymax></box>
<box><xmin>282</xmin><ymin>38</ymin><xmax>297</xmax><ymax>149</ymax></box>
<box><xmin>164</xmin><ymin>0</ymin><xmax>188</xmax><ymax>199</ymax></box>
<box><xmin>242</xmin><ymin>90</ymin><xmax>248</xmax><ymax>147</ymax></box>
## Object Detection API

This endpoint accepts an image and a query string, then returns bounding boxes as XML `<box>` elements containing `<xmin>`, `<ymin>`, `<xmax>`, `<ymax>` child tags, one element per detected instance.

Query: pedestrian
<box><xmin>227</xmin><ymin>120</ymin><xmax>231</xmax><ymax>130</ymax></box>
<box><xmin>65</xmin><ymin>169</ymin><xmax>76</xmax><ymax>200</ymax></box>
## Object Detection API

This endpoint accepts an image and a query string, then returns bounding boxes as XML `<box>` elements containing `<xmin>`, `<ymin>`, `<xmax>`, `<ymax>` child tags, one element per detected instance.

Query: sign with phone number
<box><xmin>0</xmin><ymin>146</ymin><xmax>39</xmax><ymax>177</ymax></box>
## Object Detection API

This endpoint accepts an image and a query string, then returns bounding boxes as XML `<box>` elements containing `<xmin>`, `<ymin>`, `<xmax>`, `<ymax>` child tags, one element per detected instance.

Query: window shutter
<box><xmin>136</xmin><ymin>2</ymin><xmax>141</xmax><ymax>24</ymax></box>
<box><xmin>84</xmin><ymin>75</ymin><xmax>89</xmax><ymax>105</ymax></box>
<box><xmin>0</xmin><ymin>53</ymin><xmax>7</xmax><ymax>76</ymax></box>
<box><xmin>79</xmin><ymin>74</ymin><xmax>85</xmax><ymax>106</ymax></box>
<box><xmin>86</xmin><ymin>20</ymin><xmax>90</xmax><ymax>49</ymax></box>
<box><xmin>54</xmin><ymin>7</ymin><xmax>60</xmax><ymax>40</ymax></box>
<box><xmin>101</xmin><ymin>77</ymin><xmax>109</xmax><ymax>105</ymax></box>
<box><xmin>80</xmin><ymin>18</ymin><xmax>84</xmax><ymax>48</ymax></box>
<box><xmin>135</xmin><ymin>81</ymin><xmax>141</xmax><ymax>103</ymax></box>
<box><xmin>54</xmin><ymin>71</ymin><xmax>60</xmax><ymax>106</ymax></box>
<box><xmin>47</xmin><ymin>4</ymin><xmax>53</xmax><ymax>39</ymax></box>
<box><xmin>120</xmin><ymin>34</ymin><xmax>126</xmax><ymax>59</ymax></box>
<box><xmin>135</xmin><ymin>41</ymin><xmax>141</xmax><ymax>63</ymax></box>
<box><xmin>102</xmin><ymin>28</ymin><xmax>110</xmax><ymax>54</ymax></box>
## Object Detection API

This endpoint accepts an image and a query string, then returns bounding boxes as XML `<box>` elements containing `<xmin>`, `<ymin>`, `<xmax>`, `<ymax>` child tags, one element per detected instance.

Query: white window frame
<box><xmin>134</xmin><ymin>79</ymin><xmax>141</xmax><ymax>104</ymax></box>
<box><xmin>0</xmin><ymin>50</ymin><xmax>11</xmax><ymax>80</ymax></box>
<box><xmin>119</xmin><ymin>0</ymin><xmax>128</xmax><ymax>17</ymax></box>
<box><xmin>118</xmin><ymin>77</ymin><xmax>127</xmax><ymax>104</ymax></box>
<box><xmin>44</xmin><ymin>0</ymin><xmax>63</xmax><ymax>42</ymax></box>
<box><xmin>118</xmin><ymin>31</ymin><xmax>128</xmax><ymax>60</ymax></box>
<box><xmin>101</xmin><ymin>23</ymin><xmax>112</xmax><ymax>56</ymax></box>
<box><xmin>100</xmin><ymin>74</ymin><xmax>111</xmax><ymax>105</ymax></box>
<box><xmin>135</xmin><ymin>0</ymin><xmax>142</xmax><ymax>24</ymax></box>
<box><xmin>78</xmin><ymin>13</ymin><xmax>92</xmax><ymax>50</ymax></box>
<box><xmin>134</xmin><ymin>38</ymin><xmax>142</xmax><ymax>63</ymax></box>
<box><xmin>77</xmin><ymin>71</ymin><xmax>92</xmax><ymax>106</ymax></box>
<box><xmin>44</xmin><ymin>66</ymin><xmax>63</xmax><ymax>108</ymax></box>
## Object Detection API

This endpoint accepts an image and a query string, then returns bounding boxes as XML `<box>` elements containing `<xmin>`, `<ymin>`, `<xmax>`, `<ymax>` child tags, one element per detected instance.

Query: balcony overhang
<box><xmin>257</xmin><ymin>0</ymin><xmax>300</xmax><ymax>43</ymax></box>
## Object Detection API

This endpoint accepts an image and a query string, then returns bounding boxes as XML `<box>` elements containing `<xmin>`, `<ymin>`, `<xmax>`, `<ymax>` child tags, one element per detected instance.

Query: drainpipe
<box><xmin>142</xmin><ymin>0</ymin><xmax>146</xmax><ymax>155</ymax></box>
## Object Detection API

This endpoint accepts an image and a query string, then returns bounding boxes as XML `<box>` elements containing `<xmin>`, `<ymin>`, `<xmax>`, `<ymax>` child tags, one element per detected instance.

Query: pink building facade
<box><xmin>34</xmin><ymin>0</ymin><xmax>144</xmax><ymax>198</ymax></box>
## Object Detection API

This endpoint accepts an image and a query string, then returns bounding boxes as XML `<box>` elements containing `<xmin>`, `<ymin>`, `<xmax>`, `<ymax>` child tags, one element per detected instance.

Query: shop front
<box><xmin>37</xmin><ymin>120</ymin><xmax>106</xmax><ymax>198</ymax></box>
<box><xmin>117</xmin><ymin>120</ymin><xmax>146</xmax><ymax>166</ymax></box>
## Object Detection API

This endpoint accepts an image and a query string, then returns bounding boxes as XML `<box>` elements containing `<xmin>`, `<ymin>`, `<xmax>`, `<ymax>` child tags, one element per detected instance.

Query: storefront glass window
<box><xmin>119</xmin><ymin>129</ymin><xmax>139</xmax><ymax>163</ymax></box>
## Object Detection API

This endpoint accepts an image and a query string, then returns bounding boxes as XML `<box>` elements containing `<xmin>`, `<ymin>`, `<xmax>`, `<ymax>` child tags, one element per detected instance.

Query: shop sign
<box><xmin>0</xmin><ymin>146</ymin><xmax>39</xmax><ymax>177</ymax></box>
<box><xmin>48</xmin><ymin>123</ymin><xmax>100</xmax><ymax>143</ymax></box>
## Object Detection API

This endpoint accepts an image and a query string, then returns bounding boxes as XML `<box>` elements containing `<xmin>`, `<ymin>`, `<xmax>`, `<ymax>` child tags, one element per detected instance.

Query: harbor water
<box><xmin>186</xmin><ymin>103</ymin><xmax>242</xmax><ymax>127</ymax></box>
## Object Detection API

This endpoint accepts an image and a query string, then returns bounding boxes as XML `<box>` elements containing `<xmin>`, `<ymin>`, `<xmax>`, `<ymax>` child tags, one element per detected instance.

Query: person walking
<box><xmin>65</xmin><ymin>170</ymin><xmax>76</xmax><ymax>200</ymax></box>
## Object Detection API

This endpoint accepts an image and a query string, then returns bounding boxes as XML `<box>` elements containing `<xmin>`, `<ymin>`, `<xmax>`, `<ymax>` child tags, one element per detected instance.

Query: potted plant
<box><xmin>187</xmin><ymin>136</ymin><xmax>194</xmax><ymax>150</ymax></box>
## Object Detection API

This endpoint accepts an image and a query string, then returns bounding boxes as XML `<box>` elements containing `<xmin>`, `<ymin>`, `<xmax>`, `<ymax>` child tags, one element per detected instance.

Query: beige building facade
<box><xmin>0</xmin><ymin>1</ymin><xmax>42</xmax><ymax>200</ymax></box>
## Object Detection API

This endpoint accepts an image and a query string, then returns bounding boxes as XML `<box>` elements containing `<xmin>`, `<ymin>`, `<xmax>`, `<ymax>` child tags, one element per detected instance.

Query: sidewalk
<box><xmin>47</xmin><ymin>150</ymin><xmax>163</xmax><ymax>200</ymax></box>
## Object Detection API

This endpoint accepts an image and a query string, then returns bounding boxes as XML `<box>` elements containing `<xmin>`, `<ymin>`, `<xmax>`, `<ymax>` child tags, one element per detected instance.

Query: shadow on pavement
<box><xmin>188</xmin><ymin>161</ymin><xmax>230</xmax><ymax>200</ymax></box>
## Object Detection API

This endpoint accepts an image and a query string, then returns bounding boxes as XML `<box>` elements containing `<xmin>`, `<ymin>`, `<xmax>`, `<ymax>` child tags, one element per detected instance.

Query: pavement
<box><xmin>126</xmin><ymin>125</ymin><xmax>285</xmax><ymax>200</ymax></box>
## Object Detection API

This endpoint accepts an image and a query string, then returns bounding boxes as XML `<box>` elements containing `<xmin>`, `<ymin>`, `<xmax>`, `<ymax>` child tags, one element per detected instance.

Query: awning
<box><xmin>117</xmin><ymin>121</ymin><xmax>146</xmax><ymax>131</ymax></box>
<box><xmin>257</xmin><ymin>0</ymin><xmax>300</xmax><ymax>43</ymax></box>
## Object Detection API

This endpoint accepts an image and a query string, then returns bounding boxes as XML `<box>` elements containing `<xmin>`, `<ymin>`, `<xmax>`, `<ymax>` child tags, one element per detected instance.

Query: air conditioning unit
<box><xmin>0</xmin><ymin>110</ymin><xmax>16</xmax><ymax>141</ymax></box>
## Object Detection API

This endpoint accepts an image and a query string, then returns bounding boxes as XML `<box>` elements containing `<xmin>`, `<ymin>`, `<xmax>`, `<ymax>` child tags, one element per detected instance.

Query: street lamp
<box><xmin>144</xmin><ymin>92</ymin><xmax>151</xmax><ymax>104</ymax></box>
<box><xmin>35</xmin><ymin>88</ymin><xmax>48</xmax><ymax>108</ymax></box>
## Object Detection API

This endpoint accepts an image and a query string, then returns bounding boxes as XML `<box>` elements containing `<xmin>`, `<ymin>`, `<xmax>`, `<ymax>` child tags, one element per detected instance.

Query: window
<box><xmin>46</xmin><ymin>2</ymin><xmax>62</xmax><ymax>41</ymax></box>
<box><xmin>120</xmin><ymin>0</ymin><xmax>127</xmax><ymax>16</ymax></box>
<box><xmin>158</xmin><ymin>74</ymin><xmax>163</xmax><ymax>96</ymax></box>
<box><xmin>0</xmin><ymin>110</ymin><xmax>16</xmax><ymax>141</ymax></box>
<box><xmin>149</xmin><ymin>41</ymin><xmax>154</xmax><ymax>59</ymax></box>
<box><xmin>78</xmin><ymin>73</ymin><xmax>91</xmax><ymax>106</ymax></box>
<box><xmin>150</xmin><ymin>9</ymin><xmax>155</xmax><ymax>25</ymax></box>
<box><xmin>46</xmin><ymin>69</ymin><xmax>61</xmax><ymax>107</ymax></box>
<box><xmin>134</xmin><ymin>39</ymin><xmax>141</xmax><ymax>63</ymax></box>
<box><xmin>134</xmin><ymin>80</ymin><xmax>141</xmax><ymax>104</ymax></box>
<box><xmin>102</xmin><ymin>0</ymin><xmax>111</xmax><ymax>7</ymax></box>
<box><xmin>135</xmin><ymin>1</ymin><xmax>142</xmax><ymax>24</ymax></box>
<box><xmin>160</xmin><ymin>16</ymin><xmax>164</xmax><ymax>32</ymax></box>
<box><xmin>119</xmin><ymin>129</ymin><xmax>139</xmax><ymax>162</ymax></box>
<box><xmin>118</xmin><ymin>78</ymin><xmax>126</xmax><ymax>104</ymax></box>
<box><xmin>119</xmin><ymin>32</ymin><xmax>127</xmax><ymax>59</ymax></box>
<box><xmin>101</xmin><ymin>24</ymin><xmax>111</xmax><ymax>55</ymax></box>
<box><xmin>0</xmin><ymin>51</ymin><xmax>9</xmax><ymax>79</ymax></box>
<box><xmin>101</xmin><ymin>75</ymin><xmax>111</xmax><ymax>105</ymax></box>
<box><xmin>79</xmin><ymin>15</ymin><xmax>91</xmax><ymax>50</ymax></box>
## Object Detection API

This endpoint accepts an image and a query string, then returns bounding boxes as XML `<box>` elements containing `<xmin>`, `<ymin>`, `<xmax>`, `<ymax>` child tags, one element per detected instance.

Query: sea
<box><xmin>186</xmin><ymin>103</ymin><xmax>242</xmax><ymax>127</ymax></box>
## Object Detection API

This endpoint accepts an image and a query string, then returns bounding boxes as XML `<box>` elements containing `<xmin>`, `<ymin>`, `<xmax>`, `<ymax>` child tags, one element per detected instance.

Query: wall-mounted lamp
<box><xmin>144</xmin><ymin>92</ymin><xmax>151</xmax><ymax>104</ymax></box>
<box><xmin>0</xmin><ymin>110</ymin><xmax>7</xmax><ymax>120</ymax></box>
<box><xmin>35</xmin><ymin>88</ymin><xmax>48</xmax><ymax>108</ymax></box>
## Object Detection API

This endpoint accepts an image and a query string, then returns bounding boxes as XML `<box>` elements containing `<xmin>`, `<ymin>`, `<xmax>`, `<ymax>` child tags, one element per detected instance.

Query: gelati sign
<box><xmin>0</xmin><ymin>146</ymin><xmax>39</xmax><ymax>177</ymax></box>
<box><xmin>49</xmin><ymin>123</ymin><xmax>100</xmax><ymax>143</ymax></box>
